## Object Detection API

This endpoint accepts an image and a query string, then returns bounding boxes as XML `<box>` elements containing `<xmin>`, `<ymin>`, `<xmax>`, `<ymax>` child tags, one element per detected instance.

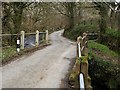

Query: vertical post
<box><xmin>42</xmin><ymin>33</ymin><xmax>44</xmax><ymax>41</ymax></box>
<box><xmin>17</xmin><ymin>33</ymin><xmax>20</xmax><ymax>53</ymax></box>
<box><xmin>21</xmin><ymin>31</ymin><xmax>25</xmax><ymax>49</ymax></box>
<box><xmin>81</xmin><ymin>61</ymin><xmax>88</xmax><ymax>89</ymax></box>
<box><xmin>77</xmin><ymin>36</ymin><xmax>80</xmax><ymax>58</ymax></box>
<box><xmin>82</xmin><ymin>33</ymin><xmax>87</xmax><ymax>55</ymax></box>
<box><xmin>45</xmin><ymin>30</ymin><xmax>48</xmax><ymax>44</ymax></box>
<box><xmin>36</xmin><ymin>30</ymin><xmax>39</xmax><ymax>47</ymax></box>
<box><xmin>80</xmin><ymin>37</ymin><xmax>83</xmax><ymax>55</ymax></box>
<box><xmin>79</xmin><ymin>73</ymin><xmax>85</xmax><ymax>90</ymax></box>
<box><xmin>77</xmin><ymin>36</ymin><xmax>82</xmax><ymax>58</ymax></box>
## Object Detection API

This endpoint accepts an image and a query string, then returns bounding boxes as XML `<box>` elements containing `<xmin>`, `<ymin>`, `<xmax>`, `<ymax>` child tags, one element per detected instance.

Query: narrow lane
<box><xmin>2</xmin><ymin>30</ymin><xmax>76</xmax><ymax>88</ymax></box>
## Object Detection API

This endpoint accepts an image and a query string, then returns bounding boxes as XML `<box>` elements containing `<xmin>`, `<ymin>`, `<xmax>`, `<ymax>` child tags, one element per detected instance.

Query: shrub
<box><xmin>64</xmin><ymin>24</ymin><xmax>99</xmax><ymax>40</ymax></box>
<box><xmin>88</xmin><ymin>40</ymin><xmax>120</xmax><ymax>89</ymax></box>
<box><xmin>102</xmin><ymin>28</ymin><xmax>120</xmax><ymax>51</ymax></box>
<box><xmin>105</xmin><ymin>28</ymin><xmax>120</xmax><ymax>39</ymax></box>
<box><xmin>88</xmin><ymin>55</ymin><xmax>120</xmax><ymax>89</ymax></box>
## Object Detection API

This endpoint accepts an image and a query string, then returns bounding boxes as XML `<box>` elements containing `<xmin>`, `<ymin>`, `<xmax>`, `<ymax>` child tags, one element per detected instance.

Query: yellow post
<box><xmin>45</xmin><ymin>30</ymin><xmax>48</xmax><ymax>44</ymax></box>
<box><xmin>20</xmin><ymin>31</ymin><xmax>25</xmax><ymax>49</ymax></box>
<box><xmin>36</xmin><ymin>30</ymin><xmax>39</xmax><ymax>47</ymax></box>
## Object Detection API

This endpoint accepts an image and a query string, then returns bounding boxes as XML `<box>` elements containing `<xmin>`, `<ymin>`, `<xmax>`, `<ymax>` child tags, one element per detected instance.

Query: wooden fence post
<box><xmin>82</xmin><ymin>33</ymin><xmax>87</xmax><ymax>55</ymax></box>
<box><xmin>81</xmin><ymin>60</ymin><xmax>88</xmax><ymax>89</ymax></box>
<box><xmin>45</xmin><ymin>30</ymin><xmax>48</xmax><ymax>43</ymax></box>
<box><xmin>20</xmin><ymin>31</ymin><xmax>25</xmax><ymax>49</ymax></box>
<box><xmin>36</xmin><ymin>30</ymin><xmax>39</xmax><ymax>47</ymax></box>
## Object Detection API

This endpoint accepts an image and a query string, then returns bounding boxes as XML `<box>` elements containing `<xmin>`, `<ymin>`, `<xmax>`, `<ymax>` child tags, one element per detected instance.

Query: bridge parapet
<box><xmin>69</xmin><ymin>32</ymin><xmax>92</xmax><ymax>90</ymax></box>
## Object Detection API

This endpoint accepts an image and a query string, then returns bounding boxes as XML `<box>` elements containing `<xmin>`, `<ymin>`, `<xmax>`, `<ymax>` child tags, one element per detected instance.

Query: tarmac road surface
<box><xmin>2</xmin><ymin>30</ymin><xmax>76</xmax><ymax>88</ymax></box>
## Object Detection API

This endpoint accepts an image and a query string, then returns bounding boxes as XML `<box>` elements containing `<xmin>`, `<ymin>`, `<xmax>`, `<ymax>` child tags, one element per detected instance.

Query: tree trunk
<box><xmin>99</xmin><ymin>5</ymin><xmax>108</xmax><ymax>43</ymax></box>
<box><xmin>117</xmin><ymin>12</ymin><xmax>120</xmax><ymax>31</ymax></box>
<box><xmin>110</xmin><ymin>10</ymin><xmax>116</xmax><ymax>29</ymax></box>
<box><xmin>66</xmin><ymin>2</ymin><xmax>75</xmax><ymax>30</ymax></box>
<box><xmin>11</xmin><ymin>3</ymin><xmax>24</xmax><ymax>43</ymax></box>
<box><xmin>12</xmin><ymin>7</ymin><xmax>23</xmax><ymax>33</ymax></box>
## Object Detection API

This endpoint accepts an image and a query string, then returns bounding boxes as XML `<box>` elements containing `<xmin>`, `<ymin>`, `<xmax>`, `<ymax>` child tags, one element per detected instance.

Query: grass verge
<box><xmin>88</xmin><ymin>40</ymin><xmax>118</xmax><ymax>58</ymax></box>
<box><xmin>88</xmin><ymin>40</ymin><xmax>120</xmax><ymax>89</ymax></box>
<box><xmin>1</xmin><ymin>42</ymin><xmax>51</xmax><ymax>66</ymax></box>
<box><xmin>2</xmin><ymin>46</ymin><xmax>16</xmax><ymax>61</ymax></box>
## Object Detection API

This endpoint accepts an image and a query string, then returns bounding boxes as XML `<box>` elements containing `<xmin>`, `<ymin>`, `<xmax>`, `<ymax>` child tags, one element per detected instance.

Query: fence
<box><xmin>69</xmin><ymin>32</ymin><xmax>92</xmax><ymax>90</ymax></box>
<box><xmin>20</xmin><ymin>30</ymin><xmax>48</xmax><ymax>50</ymax></box>
<box><xmin>1</xmin><ymin>30</ymin><xmax>48</xmax><ymax>53</ymax></box>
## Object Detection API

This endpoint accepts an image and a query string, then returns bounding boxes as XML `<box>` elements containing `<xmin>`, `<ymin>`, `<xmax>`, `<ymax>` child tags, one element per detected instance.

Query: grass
<box><xmin>88</xmin><ymin>40</ymin><xmax>119</xmax><ymax>57</ymax></box>
<box><xmin>1</xmin><ymin>46</ymin><xmax>17</xmax><ymax>61</ymax></box>
<box><xmin>88</xmin><ymin>40</ymin><xmax>120</xmax><ymax>89</ymax></box>
<box><xmin>1</xmin><ymin>41</ymin><xmax>50</xmax><ymax>65</ymax></box>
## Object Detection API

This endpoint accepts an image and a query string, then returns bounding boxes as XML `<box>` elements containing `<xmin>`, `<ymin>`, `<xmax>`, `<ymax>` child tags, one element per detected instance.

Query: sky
<box><xmin>116</xmin><ymin>0</ymin><xmax>120</xmax><ymax>2</ymax></box>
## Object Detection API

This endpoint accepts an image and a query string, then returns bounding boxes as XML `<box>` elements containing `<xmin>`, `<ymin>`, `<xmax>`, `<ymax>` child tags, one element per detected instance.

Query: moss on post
<box><xmin>69</xmin><ymin>58</ymin><xmax>80</xmax><ymax>88</ymax></box>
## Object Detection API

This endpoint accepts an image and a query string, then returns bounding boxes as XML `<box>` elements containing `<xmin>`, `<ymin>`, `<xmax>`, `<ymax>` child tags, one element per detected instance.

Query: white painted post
<box><xmin>17</xmin><ymin>33</ymin><xmax>20</xmax><ymax>52</ymax></box>
<box><xmin>79</xmin><ymin>73</ymin><xmax>85</xmax><ymax>90</ymax></box>
<box><xmin>20</xmin><ymin>31</ymin><xmax>25</xmax><ymax>49</ymax></box>
<box><xmin>77</xmin><ymin>36</ymin><xmax>82</xmax><ymax>57</ymax></box>
<box><xmin>45</xmin><ymin>30</ymin><xmax>48</xmax><ymax>43</ymax></box>
<box><xmin>78</xmin><ymin>43</ymin><xmax>81</xmax><ymax>57</ymax></box>
<box><xmin>36</xmin><ymin>30</ymin><xmax>39</xmax><ymax>47</ymax></box>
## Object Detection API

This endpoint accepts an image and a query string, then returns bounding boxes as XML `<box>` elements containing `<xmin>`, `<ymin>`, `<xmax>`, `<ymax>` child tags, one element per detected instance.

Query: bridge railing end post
<box><xmin>36</xmin><ymin>30</ymin><xmax>39</xmax><ymax>47</ymax></box>
<box><xmin>20</xmin><ymin>31</ymin><xmax>25</xmax><ymax>49</ymax></box>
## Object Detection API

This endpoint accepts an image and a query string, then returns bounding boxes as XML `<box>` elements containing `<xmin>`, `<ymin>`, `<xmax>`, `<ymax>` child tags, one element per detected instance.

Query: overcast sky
<box><xmin>116</xmin><ymin>0</ymin><xmax>120</xmax><ymax>2</ymax></box>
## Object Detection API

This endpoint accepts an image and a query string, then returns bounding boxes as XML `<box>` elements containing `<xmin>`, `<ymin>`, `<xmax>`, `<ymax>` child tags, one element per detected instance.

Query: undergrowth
<box><xmin>88</xmin><ymin>40</ymin><xmax>120</xmax><ymax>89</ymax></box>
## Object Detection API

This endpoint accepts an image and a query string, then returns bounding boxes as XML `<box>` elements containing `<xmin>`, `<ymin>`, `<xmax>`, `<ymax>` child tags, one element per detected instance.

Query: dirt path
<box><xmin>2</xmin><ymin>30</ymin><xmax>76</xmax><ymax>88</ymax></box>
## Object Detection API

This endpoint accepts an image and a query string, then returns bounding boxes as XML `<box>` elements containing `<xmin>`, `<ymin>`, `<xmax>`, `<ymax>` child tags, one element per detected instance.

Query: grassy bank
<box><xmin>88</xmin><ymin>40</ymin><xmax>120</xmax><ymax>89</ymax></box>
<box><xmin>88</xmin><ymin>40</ymin><xmax>118</xmax><ymax>58</ymax></box>
<box><xmin>1</xmin><ymin>46</ymin><xmax>16</xmax><ymax>61</ymax></box>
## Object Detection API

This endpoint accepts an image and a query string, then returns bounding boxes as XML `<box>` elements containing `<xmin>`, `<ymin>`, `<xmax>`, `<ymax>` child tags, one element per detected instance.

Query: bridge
<box><xmin>69</xmin><ymin>32</ymin><xmax>92</xmax><ymax>89</ymax></box>
<box><xmin>2</xmin><ymin>30</ymin><xmax>92</xmax><ymax>89</ymax></box>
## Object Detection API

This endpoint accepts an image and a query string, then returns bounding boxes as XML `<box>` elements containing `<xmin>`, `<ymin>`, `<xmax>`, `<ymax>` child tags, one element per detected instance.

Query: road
<box><xmin>2</xmin><ymin>30</ymin><xmax>76</xmax><ymax>88</ymax></box>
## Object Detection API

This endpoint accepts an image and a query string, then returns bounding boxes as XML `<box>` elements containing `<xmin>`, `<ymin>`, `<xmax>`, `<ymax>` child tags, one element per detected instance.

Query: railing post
<box><xmin>17</xmin><ymin>33</ymin><xmax>20</xmax><ymax>52</ymax></box>
<box><xmin>82</xmin><ymin>33</ymin><xmax>87</xmax><ymax>55</ymax></box>
<box><xmin>79</xmin><ymin>73</ymin><xmax>85</xmax><ymax>90</ymax></box>
<box><xmin>81</xmin><ymin>60</ymin><xmax>88</xmax><ymax>89</ymax></box>
<box><xmin>80</xmin><ymin>37</ymin><xmax>84</xmax><ymax>55</ymax></box>
<box><xmin>45</xmin><ymin>30</ymin><xmax>48</xmax><ymax>43</ymax></box>
<box><xmin>20</xmin><ymin>31</ymin><xmax>25</xmax><ymax>49</ymax></box>
<box><xmin>42</xmin><ymin>33</ymin><xmax>44</xmax><ymax>41</ymax></box>
<box><xmin>77</xmin><ymin>36</ymin><xmax>82</xmax><ymax>58</ymax></box>
<box><xmin>36</xmin><ymin>30</ymin><xmax>39</xmax><ymax>47</ymax></box>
